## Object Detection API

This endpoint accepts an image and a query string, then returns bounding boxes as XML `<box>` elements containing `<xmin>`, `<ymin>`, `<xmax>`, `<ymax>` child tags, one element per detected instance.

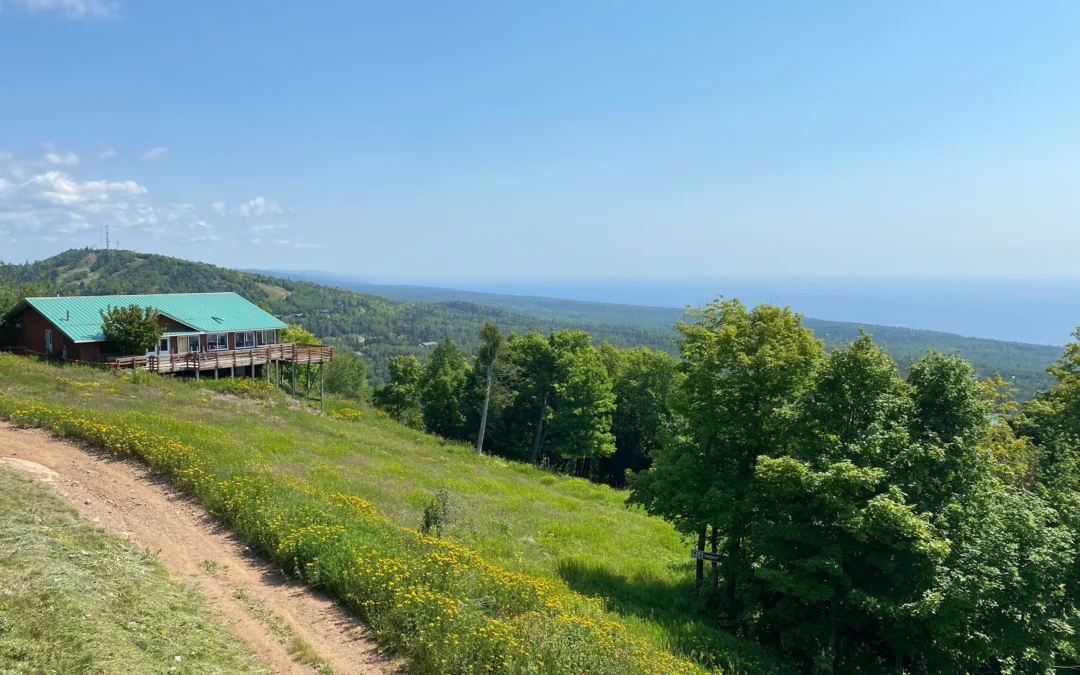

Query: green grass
<box><xmin>0</xmin><ymin>465</ymin><xmax>268</xmax><ymax>675</ymax></box>
<box><xmin>0</xmin><ymin>355</ymin><xmax>788</xmax><ymax>674</ymax></box>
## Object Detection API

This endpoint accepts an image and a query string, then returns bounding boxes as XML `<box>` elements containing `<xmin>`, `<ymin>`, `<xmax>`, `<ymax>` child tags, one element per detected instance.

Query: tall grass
<box><xmin>0</xmin><ymin>354</ymin><xmax>789</xmax><ymax>674</ymax></box>
<box><xmin>0</xmin><ymin>467</ymin><xmax>268</xmax><ymax>674</ymax></box>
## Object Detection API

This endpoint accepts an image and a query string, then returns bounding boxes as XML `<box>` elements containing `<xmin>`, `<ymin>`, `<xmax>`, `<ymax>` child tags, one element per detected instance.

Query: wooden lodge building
<box><xmin>1</xmin><ymin>292</ymin><xmax>333</xmax><ymax>378</ymax></box>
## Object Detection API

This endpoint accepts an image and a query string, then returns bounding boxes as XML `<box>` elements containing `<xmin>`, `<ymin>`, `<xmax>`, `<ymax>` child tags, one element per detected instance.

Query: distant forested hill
<box><xmin>260</xmin><ymin>270</ymin><xmax>1064</xmax><ymax>399</ymax></box>
<box><xmin>3</xmin><ymin>249</ymin><xmax>1061</xmax><ymax>396</ymax></box>
<box><xmin>0</xmin><ymin>249</ymin><xmax>675</xmax><ymax>382</ymax></box>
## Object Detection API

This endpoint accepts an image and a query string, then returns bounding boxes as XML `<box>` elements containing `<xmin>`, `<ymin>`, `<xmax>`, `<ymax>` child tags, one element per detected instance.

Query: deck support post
<box><xmin>231</xmin><ymin>364</ymin><xmax>235</xmax><ymax>378</ymax></box>
<box><xmin>291</xmin><ymin>356</ymin><xmax>297</xmax><ymax>398</ymax></box>
<box><xmin>214</xmin><ymin>367</ymin><xmax>218</xmax><ymax>380</ymax></box>
<box><xmin>306</xmin><ymin>362</ymin><xmax>312</xmax><ymax>400</ymax></box>
<box><xmin>194</xmin><ymin>354</ymin><xmax>200</xmax><ymax>382</ymax></box>
<box><xmin>319</xmin><ymin>362</ymin><xmax>325</xmax><ymax>415</ymax></box>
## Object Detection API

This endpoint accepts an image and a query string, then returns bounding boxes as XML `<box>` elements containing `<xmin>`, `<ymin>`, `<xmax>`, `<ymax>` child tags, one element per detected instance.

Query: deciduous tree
<box><xmin>419</xmin><ymin>338</ymin><xmax>471</xmax><ymax>439</ymax></box>
<box><xmin>100</xmin><ymin>304</ymin><xmax>163</xmax><ymax>356</ymax></box>
<box><xmin>373</xmin><ymin>354</ymin><xmax>423</xmax><ymax>428</ymax></box>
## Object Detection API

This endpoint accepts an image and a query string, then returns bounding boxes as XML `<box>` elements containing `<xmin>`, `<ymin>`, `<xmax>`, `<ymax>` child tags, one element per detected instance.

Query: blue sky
<box><xmin>1</xmin><ymin>1</ymin><xmax>1079</xmax><ymax>280</ymax></box>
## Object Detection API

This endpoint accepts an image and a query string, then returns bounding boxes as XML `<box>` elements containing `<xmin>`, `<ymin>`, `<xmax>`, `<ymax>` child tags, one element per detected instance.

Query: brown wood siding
<box><xmin>6</xmin><ymin>306</ymin><xmax>80</xmax><ymax>358</ymax></box>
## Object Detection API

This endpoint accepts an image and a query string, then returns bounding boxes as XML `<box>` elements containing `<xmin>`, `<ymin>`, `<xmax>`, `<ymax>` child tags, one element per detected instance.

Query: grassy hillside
<box><xmin>260</xmin><ymin>271</ymin><xmax>1063</xmax><ymax>399</ymax></box>
<box><xmin>1</xmin><ymin>249</ymin><xmax>675</xmax><ymax>383</ymax></box>
<box><xmin>0</xmin><ymin>354</ymin><xmax>786</xmax><ymax>675</ymax></box>
<box><xmin>0</xmin><ymin>465</ymin><xmax>268</xmax><ymax>674</ymax></box>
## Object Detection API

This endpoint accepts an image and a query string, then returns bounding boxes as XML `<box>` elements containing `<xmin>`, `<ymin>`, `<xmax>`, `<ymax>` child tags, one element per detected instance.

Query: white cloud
<box><xmin>98</xmin><ymin>146</ymin><xmax>117</xmax><ymax>160</ymax></box>
<box><xmin>44</xmin><ymin>149</ymin><xmax>79</xmax><ymax>167</ymax></box>
<box><xmin>24</xmin><ymin>171</ymin><xmax>146</xmax><ymax>206</ymax></box>
<box><xmin>234</xmin><ymin>196</ymin><xmax>283</xmax><ymax>217</ymax></box>
<box><xmin>140</xmin><ymin>146</ymin><xmax>169</xmax><ymax>162</ymax></box>
<box><xmin>182</xmin><ymin>234</ymin><xmax>221</xmax><ymax>245</ymax></box>
<box><xmin>0</xmin><ymin>148</ymin><xmax>290</xmax><ymax>249</ymax></box>
<box><xmin>0</xmin><ymin>151</ymin><xmax>26</xmax><ymax>180</ymax></box>
<box><xmin>273</xmin><ymin>239</ymin><xmax>322</xmax><ymax>249</ymax></box>
<box><xmin>10</xmin><ymin>0</ymin><xmax>119</xmax><ymax>19</ymax></box>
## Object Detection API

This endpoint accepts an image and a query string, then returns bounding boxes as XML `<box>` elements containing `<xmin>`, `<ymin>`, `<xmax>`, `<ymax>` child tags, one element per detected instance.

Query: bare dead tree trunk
<box><xmin>695</xmin><ymin>527</ymin><xmax>706</xmax><ymax>592</ymax></box>
<box><xmin>529</xmin><ymin>391</ymin><xmax>548</xmax><ymax>464</ymax></box>
<box><xmin>710</xmin><ymin>525</ymin><xmax>719</xmax><ymax>593</ymax></box>
<box><xmin>476</xmin><ymin>357</ymin><xmax>494</xmax><ymax>454</ymax></box>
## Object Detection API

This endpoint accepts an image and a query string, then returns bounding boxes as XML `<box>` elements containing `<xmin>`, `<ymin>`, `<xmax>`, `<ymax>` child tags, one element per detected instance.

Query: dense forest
<box><xmin>267</xmin><ymin>269</ymin><xmax>1062</xmax><ymax>398</ymax></box>
<box><xmin>368</xmin><ymin>299</ymin><xmax>1080</xmax><ymax>673</ymax></box>
<box><xmin>1</xmin><ymin>249</ymin><xmax>1060</xmax><ymax>397</ymax></box>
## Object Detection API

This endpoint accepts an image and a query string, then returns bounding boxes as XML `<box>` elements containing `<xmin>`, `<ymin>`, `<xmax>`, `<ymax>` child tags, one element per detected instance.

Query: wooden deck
<box><xmin>109</xmin><ymin>343</ymin><xmax>334</xmax><ymax>374</ymax></box>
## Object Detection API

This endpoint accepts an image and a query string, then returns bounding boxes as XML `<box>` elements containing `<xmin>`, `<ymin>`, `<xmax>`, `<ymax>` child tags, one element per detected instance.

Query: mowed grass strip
<box><xmin>0</xmin><ymin>355</ymin><xmax>787</xmax><ymax>674</ymax></box>
<box><xmin>0</xmin><ymin>467</ymin><xmax>269</xmax><ymax>675</ymax></box>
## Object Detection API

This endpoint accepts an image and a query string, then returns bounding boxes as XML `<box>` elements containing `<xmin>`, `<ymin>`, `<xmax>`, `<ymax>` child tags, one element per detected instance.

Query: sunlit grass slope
<box><xmin>0</xmin><ymin>466</ymin><xmax>269</xmax><ymax>674</ymax></box>
<box><xmin>0</xmin><ymin>355</ymin><xmax>788</xmax><ymax>674</ymax></box>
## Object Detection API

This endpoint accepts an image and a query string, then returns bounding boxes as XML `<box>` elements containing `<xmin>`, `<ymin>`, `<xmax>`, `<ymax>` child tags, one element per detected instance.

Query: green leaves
<box><xmin>99</xmin><ymin>304</ymin><xmax>163</xmax><ymax>356</ymax></box>
<box><xmin>372</xmin><ymin>355</ymin><xmax>423</xmax><ymax>428</ymax></box>
<box><xmin>631</xmin><ymin>299</ymin><xmax>1080</xmax><ymax>673</ymax></box>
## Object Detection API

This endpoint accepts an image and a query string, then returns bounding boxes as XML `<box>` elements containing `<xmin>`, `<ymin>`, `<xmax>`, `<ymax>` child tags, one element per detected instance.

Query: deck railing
<box><xmin>108</xmin><ymin>343</ymin><xmax>334</xmax><ymax>374</ymax></box>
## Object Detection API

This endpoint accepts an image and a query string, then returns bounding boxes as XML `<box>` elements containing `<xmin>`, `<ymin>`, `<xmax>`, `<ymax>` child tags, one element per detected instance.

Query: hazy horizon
<box><xmin>257</xmin><ymin>267</ymin><xmax>1080</xmax><ymax>347</ymax></box>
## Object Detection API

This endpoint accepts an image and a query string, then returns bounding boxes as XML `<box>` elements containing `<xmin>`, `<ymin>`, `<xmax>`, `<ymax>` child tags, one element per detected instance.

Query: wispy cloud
<box><xmin>140</xmin><ymin>146</ymin><xmax>169</xmax><ymax>162</ymax></box>
<box><xmin>210</xmin><ymin>201</ymin><xmax>227</xmax><ymax>216</ymax></box>
<box><xmin>43</xmin><ymin>143</ymin><xmax>79</xmax><ymax>167</ymax></box>
<box><xmin>10</xmin><ymin>0</ymin><xmax>119</xmax><ymax>19</ymax></box>
<box><xmin>98</xmin><ymin>146</ymin><xmax>117</xmax><ymax>160</ymax></box>
<box><xmin>273</xmin><ymin>239</ymin><xmax>322</xmax><ymax>249</ymax></box>
<box><xmin>234</xmin><ymin>196</ymin><xmax>283</xmax><ymax>217</ymax></box>
<box><xmin>249</xmin><ymin>224</ymin><xmax>286</xmax><ymax>233</ymax></box>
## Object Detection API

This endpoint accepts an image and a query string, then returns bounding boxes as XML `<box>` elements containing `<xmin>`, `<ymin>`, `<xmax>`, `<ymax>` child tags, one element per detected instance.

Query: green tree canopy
<box><xmin>419</xmin><ymin>338</ymin><xmax>471</xmax><ymax>439</ymax></box>
<box><xmin>324</xmin><ymin>350</ymin><xmax>368</xmax><ymax>401</ymax></box>
<box><xmin>372</xmin><ymin>354</ymin><xmax>423</xmax><ymax>429</ymax></box>
<box><xmin>100</xmin><ymin>304</ymin><xmax>163</xmax><ymax>356</ymax></box>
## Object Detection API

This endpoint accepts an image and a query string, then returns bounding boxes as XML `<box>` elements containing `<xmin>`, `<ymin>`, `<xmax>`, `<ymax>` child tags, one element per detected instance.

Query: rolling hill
<box><xmin>0</xmin><ymin>249</ymin><xmax>676</xmax><ymax>383</ymax></box>
<box><xmin>261</xmin><ymin>269</ymin><xmax>1065</xmax><ymax>399</ymax></box>
<box><xmin>2</xmin><ymin>249</ymin><xmax>1063</xmax><ymax>396</ymax></box>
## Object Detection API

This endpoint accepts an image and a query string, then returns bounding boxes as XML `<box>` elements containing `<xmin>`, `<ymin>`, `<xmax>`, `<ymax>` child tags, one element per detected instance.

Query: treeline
<box><xmin>370</xmin><ymin>325</ymin><xmax>676</xmax><ymax>486</ymax></box>
<box><xmin>376</xmin><ymin>298</ymin><xmax>1080</xmax><ymax>672</ymax></box>
<box><xmin>0</xmin><ymin>249</ymin><xmax>678</xmax><ymax>383</ymax></box>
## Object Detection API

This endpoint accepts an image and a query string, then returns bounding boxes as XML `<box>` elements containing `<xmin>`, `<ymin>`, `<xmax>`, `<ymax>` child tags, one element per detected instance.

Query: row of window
<box><xmin>149</xmin><ymin>330</ymin><xmax>277</xmax><ymax>355</ymax></box>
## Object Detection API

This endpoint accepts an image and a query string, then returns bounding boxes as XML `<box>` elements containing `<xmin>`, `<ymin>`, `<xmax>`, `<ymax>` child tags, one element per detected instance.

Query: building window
<box><xmin>187</xmin><ymin>335</ymin><xmax>202</xmax><ymax>353</ymax></box>
<box><xmin>206</xmin><ymin>333</ymin><xmax>228</xmax><ymax>351</ymax></box>
<box><xmin>257</xmin><ymin>330</ymin><xmax>276</xmax><ymax>346</ymax></box>
<box><xmin>147</xmin><ymin>337</ymin><xmax>169</xmax><ymax>355</ymax></box>
<box><xmin>235</xmin><ymin>331</ymin><xmax>255</xmax><ymax>349</ymax></box>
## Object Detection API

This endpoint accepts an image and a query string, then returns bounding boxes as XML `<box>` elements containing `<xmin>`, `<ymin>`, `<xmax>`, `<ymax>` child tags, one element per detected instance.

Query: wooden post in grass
<box><xmin>306</xmin><ymin>362</ymin><xmax>312</xmax><ymax>400</ymax></box>
<box><xmin>194</xmin><ymin>353</ymin><xmax>200</xmax><ymax>382</ymax></box>
<box><xmin>319</xmin><ymin>362</ymin><xmax>325</xmax><ymax>415</ymax></box>
<box><xmin>214</xmin><ymin>367</ymin><xmax>218</xmax><ymax>380</ymax></box>
<box><xmin>291</xmin><ymin>355</ymin><xmax>297</xmax><ymax>398</ymax></box>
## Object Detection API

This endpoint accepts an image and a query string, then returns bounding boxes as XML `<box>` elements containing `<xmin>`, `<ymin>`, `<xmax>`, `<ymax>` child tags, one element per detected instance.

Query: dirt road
<box><xmin>0</xmin><ymin>422</ymin><xmax>396</xmax><ymax>675</ymax></box>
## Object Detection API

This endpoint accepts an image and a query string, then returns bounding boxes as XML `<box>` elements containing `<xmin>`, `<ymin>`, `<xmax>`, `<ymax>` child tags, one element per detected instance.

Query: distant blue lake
<box><xmin>418</xmin><ymin>277</ymin><xmax>1080</xmax><ymax>346</ymax></box>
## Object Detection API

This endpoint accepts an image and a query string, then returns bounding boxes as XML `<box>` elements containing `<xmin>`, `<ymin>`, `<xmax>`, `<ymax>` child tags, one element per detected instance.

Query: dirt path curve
<box><xmin>0</xmin><ymin>422</ymin><xmax>396</xmax><ymax>675</ymax></box>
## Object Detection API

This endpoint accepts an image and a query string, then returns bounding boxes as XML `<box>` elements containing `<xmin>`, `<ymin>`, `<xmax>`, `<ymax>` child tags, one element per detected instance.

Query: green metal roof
<box><xmin>16</xmin><ymin>293</ymin><xmax>287</xmax><ymax>343</ymax></box>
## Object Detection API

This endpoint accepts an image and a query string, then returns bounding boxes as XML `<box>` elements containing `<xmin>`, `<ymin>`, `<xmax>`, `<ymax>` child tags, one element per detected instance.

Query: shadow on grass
<box><xmin>556</xmin><ymin>556</ymin><xmax>793</xmax><ymax>675</ymax></box>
